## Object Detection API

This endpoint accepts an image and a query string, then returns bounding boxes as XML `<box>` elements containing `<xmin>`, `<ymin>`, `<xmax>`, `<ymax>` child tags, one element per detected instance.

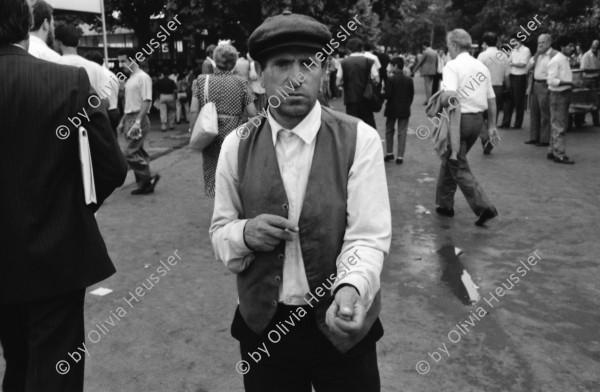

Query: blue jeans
<box><xmin>436</xmin><ymin>113</ymin><xmax>495</xmax><ymax>215</ymax></box>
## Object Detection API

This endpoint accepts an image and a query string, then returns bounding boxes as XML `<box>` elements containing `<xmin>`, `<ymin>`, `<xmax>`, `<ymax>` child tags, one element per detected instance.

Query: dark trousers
<box><xmin>432</xmin><ymin>73</ymin><xmax>442</xmax><ymax>96</ymax></box>
<box><xmin>0</xmin><ymin>290</ymin><xmax>86</xmax><ymax>392</ymax></box>
<box><xmin>123</xmin><ymin>113</ymin><xmax>153</xmax><ymax>188</ymax></box>
<box><xmin>232</xmin><ymin>305</ymin><xmax>382</xmax><ymax>392</ymax></box>
<box><xmin>385</xmin><ymin>116</ymin><xmax>409</xmax><ymax>157</ymax></box>
<box><xmin>436</xmin><ymin>113</ymin><xmax>495</xmax><ymax>216</ymax></box>
<box><xmin>503</xmin><ymin>74</ymin><xmax>527</xmax><ymax>127</ymax></box>
<box><xmin>346</xmin><ymin>102</ymin><xmax>376</xmax><ymax>129</ymax></box>
<box><xmin>530</xmin><ymin>81</ymin><xmax>551</xmax><ymax>143</ymax></box>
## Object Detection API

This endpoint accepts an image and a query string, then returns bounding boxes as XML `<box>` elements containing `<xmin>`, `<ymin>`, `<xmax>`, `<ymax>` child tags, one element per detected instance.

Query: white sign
<box><xmin>47</xmin><ymin>0</ymin><xmax>101</xmax><ymax>14</ymax></box>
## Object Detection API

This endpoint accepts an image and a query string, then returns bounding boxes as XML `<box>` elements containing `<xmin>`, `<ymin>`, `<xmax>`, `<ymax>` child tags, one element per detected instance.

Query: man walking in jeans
<box><xmin>436</xmin><ymin>29</ymin><xmax>500</xmax><ymax>227</ymax></box>
<box><xmin>547</xmin><ymin>36</ymin><xmax>576</xmax><ymax>164</ymax></box>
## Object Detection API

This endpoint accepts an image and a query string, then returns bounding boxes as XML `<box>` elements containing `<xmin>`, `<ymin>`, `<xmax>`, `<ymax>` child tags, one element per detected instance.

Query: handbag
<box><xmin>363</xmin><ymin>58</ymin><xmax>383</xmax><ymax>113</ymax></box>
<box><xmin>189</xmin><ymin>75</ymin><xmax>218</xmax><ymax>151</ymax></box>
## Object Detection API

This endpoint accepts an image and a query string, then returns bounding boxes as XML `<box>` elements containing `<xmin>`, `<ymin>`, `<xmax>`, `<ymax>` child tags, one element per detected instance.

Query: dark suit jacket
<box><xmin>341</xmin><ymin>56</ymin><xmax>373</xmax><ymax>104</ymax></box>
<box><xmin>384</xmin><ymin>72</ymin><xmax>414</xmax><ymax>118</ymax></box>
<box><xmin>0</xmin><ymin>45</ymin><xmax>128</xmax><ymax>305</ymax></box>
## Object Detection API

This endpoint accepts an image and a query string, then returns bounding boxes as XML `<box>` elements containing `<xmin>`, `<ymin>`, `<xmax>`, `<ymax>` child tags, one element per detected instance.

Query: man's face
<box><xmin>260</xmin><ymin>48</ymin><xmax>325</xmax><ymax>120</ymax></box>
<box><xmin>563</xmin><ymin>43</ymin><xmax>575</xmax><ymax>56</ymax></box>
<box><xmin>118</xmin><ymin>55</ymin><xmax>132</xmax><ymax>74</ymax></box>
<box><xmin>591</xmin><ymin>41</ymin><xmax>599</xmax><ymax>55</ymax></box>
<box><xmin>447</xmin><ymin>39</ymin><xmax>458</xmax><ymax>59</ymax></box>
<box><xmin>537</xmin><ymin>36</ymin><xmax>551</xmax><ymax>53</ymax></box>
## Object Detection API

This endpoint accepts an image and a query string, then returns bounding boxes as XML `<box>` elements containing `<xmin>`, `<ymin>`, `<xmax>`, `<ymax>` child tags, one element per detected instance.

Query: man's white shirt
<box><xmin>28</xmin><ymin>35</ymin><xmax>61</xmax><ymax>63</ymax></box>
<box><xmin>442</xmin><ymin>52</ymin><xmax>495</xmax><ymax>113</ymax></box>
<box><xmin>57</xmin><ymin>54</ymin><xmax>109</xmax><ymax>96</ymax></box>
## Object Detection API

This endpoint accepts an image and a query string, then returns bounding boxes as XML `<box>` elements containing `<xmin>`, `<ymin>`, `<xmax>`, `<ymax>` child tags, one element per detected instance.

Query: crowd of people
<box><xmin>1</xmin><ymin>0</ymin><xmax>597</xmax><ymax>390</ymax></box>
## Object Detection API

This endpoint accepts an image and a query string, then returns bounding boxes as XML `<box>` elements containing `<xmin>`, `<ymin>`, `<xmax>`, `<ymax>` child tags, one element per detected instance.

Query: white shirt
<box><xmin>210</xmin><ymin>102</ymin><xmax>391</xmax><ymax>309</ymax></box>
<box><xmin>442</xmin><ymin>52</ymin><xmax>495</xmax><ymax>113</ymax></box>
<box><xmin>531</xmin><ymin>47</ymin><xmax>553</xmax><ymax>80</ymax></box>
<box><xmin>508</xmin><ymin>45</ymin><xmax>531</xmax><ymax>75</ymax></box>
<box><xmin>57</xmin><ymin>54</ymin><xmax>109</xmax><ymax>96</ymax></box>
<box><xmin>477</xmin><ymin>47</ymin><xmax>508</xmax><ymax>86</ymax></box>
<box><xmin>547</xmin><ymin>52</ymin><xmax>572</xmax><ymax>92</ymax></box>
<box><xmin>363</xmin><ymin>51</ymin><xmax>382</xmax><ymax>73</ymax></box>
<box><xmin>28</xmin><ymin>35</ymin><xmax>61</xmax><ymax>63</ymax></box>
<box><xmin>124</xmin><ymin>69</ymin><xmax>153</xmax><ymax>113</ymax></box>
<box><xmin>581</xmin><ymin>49</ymin><xmax>600</xmax><ymax>70</ymax></box>
<box><xmin>100</xmin><ymin>67</ymin><xmax>120</xmax><ymax>110</ymax></box>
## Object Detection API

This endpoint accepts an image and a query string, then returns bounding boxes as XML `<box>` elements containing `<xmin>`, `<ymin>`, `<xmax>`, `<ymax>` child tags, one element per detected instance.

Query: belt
<box><xmin>462</xmin><ymin>112</ymin><xmax>484</xmax><ymax>116</ymax></box>
<box><xmin>124</xmin><ymin>111</ymin><xmax>140</xmax><ymax>115</ymax></box>
<box><xmin>534</xmin><ymin>79</ymin><xmax>547</xmax><ymax>83</ymax></box>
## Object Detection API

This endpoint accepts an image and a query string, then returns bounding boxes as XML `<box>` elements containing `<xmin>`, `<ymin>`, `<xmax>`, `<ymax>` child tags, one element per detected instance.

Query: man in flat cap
<box><xmin>210</xmin><ymin>11</ymin><xmax>391</xmax><ymax>392</ymax></box>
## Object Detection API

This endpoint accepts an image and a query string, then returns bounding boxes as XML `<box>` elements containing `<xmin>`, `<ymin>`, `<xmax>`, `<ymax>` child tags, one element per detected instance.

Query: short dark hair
<box><xmin>117</xmin><ymin>48</ymin><xmax>135</xmax><ymax>58</ymax></box>
<box><xmin>482</xmin><ymin>32</ymin><xmax>497</xmax><ymax>47</ymax></box>
<box><xmin>206</xmin><ymin>44</ymin><xmax>216</xmax><ymax>57</ymax></box>
<box><xmin>364</xmin><ymin>41</ymin><xmax>373</xmax><ymax>51</ymax></box>
<box><xmin>422</xmin><ymin>41</ymin><xmax>430</xmax><ymax>48</ymax></box>
<box><xmin>54</xmin><ymin>24</ymin><xmax>81</xmax><ymax>47</ymax></box>
<box><xmin>555</xmin><ymin>35</ymin><xmax>575</xmax><ymax>50</ymax></box>
<box><xmin>31</xmin><ymin>0</ymin><xmax>53</xmax><ymax>32</ymax></box>
<box><xmin>347</xmin><ymin>37</ymin><xmax>363</xmax><ymax>53</ymax></box>
<box><xmin>389</xmin><ymin>56</ymin><xmax>404</xmax><ymax>69</ymax></box>
<box><xmin>0</xmin><ymin>0</ymin><xmax>31</xmax><ymax>46</ymax></box>
<box><xmin>84</xmin><ymin>50</ymin><xmax>104</xmax><ymax>65</ymax></box>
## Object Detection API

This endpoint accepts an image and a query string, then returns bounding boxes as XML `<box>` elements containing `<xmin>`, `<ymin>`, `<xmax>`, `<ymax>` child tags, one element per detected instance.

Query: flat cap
<box><xmin>248</xmin><ymin>11</ymin><xmax>332</xmax><ymax>62</ymax></box>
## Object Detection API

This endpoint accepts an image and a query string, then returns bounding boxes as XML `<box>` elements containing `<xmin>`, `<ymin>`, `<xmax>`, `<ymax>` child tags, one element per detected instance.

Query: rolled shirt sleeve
<box><xmin>330</xmin><ymin>121</ymin><xmax>392</xmax><ymax>310</ymax></box>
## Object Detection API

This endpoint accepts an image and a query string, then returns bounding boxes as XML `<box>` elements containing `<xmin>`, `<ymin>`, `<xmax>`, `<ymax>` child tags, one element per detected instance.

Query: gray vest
<box><xmin>236</xmin><ymin>106</ymin><xmax>381</xmax><ymax>352</ymax></box>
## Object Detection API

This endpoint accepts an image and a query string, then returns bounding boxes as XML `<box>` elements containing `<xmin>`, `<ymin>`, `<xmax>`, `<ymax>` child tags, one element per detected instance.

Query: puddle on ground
<box><xmin>438</xmin><ymin>244</ymin><xmax>480</xmax><ymax>305</ymax></box>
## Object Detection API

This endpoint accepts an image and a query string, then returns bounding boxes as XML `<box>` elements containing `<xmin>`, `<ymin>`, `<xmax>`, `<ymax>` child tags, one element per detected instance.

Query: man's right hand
<box><xmin>243</xmin><ymin>214</ymin><xmax>298</xmax><ymax>252</ymax></box>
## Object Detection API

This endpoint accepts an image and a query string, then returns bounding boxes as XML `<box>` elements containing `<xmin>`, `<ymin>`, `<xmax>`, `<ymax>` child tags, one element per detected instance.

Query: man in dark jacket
<box><xmin>384</xmin><ymin>57</ymin><xmax>414</xmax><ymax>164</ymax></box>
<box><xmin>0</xmin><ymin>0</ymin><xmax>127</xmax><ymax>390</ymax></box>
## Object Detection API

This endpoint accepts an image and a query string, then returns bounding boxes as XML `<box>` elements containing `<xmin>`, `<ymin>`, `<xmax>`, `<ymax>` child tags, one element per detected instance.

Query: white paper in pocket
<box><xmin>79</xmin><ymin>127</ymin><xmax>97</xmax><ymax>205</ymax></box>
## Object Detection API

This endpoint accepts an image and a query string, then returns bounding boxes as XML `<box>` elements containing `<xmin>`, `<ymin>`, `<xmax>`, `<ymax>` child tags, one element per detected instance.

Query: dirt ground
<box><xmin>1</xmin><ymin>80</ymin><xmax>599</xmax><ymax>392</ymax></box>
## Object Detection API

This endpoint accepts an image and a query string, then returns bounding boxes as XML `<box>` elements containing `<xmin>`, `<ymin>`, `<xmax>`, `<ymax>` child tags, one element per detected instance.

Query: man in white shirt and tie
<box><xmin>547</xmin><ymin>36</ymin><xmax>576</xmax><ymax>164</ymax></box>
<box><xmin>526</xmin><ymin>34</ymin><xmax>557</xmax><ymax>146</ymax></box>
<box><xmin>27</xmin><ymin>0</ymin><xmax>61</xmax><ymax>63</ymax></box>
<box><xmin>502</xmin><ymin>37</ymin><xmax>531</xmax><ymax>129</ymax></box>
<box><xmin>210</xmin><ymin>11</ymin><xmax>391</xmax><ymax>392</ymax></box>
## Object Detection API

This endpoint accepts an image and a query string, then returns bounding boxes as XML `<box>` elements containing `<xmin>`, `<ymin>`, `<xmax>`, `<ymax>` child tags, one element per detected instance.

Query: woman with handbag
<box><xmin>190</xmin><ymin>43</ymin><xmax>257</xmax><ymax>198</ymax></box>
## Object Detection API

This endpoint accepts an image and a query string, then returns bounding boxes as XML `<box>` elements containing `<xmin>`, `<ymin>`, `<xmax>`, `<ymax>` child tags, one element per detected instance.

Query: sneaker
<box><xmin>396</xmin><ymin>158</ymin><xmax>403</xmax><ymax>164</ymax></box>
<box><xmin>435</xmin><ymin>207</ymin><xmax>455</xmax><ymax>217</ymax></box>
<box><xmin>553</xmin><ymin>156</ymin><xmax>575</xmax><ymax>165</ymax></box>
<box><xmin>384</xmin><ymin>154</ymin><xmax>394</xmax><ymax>162</ymax></box>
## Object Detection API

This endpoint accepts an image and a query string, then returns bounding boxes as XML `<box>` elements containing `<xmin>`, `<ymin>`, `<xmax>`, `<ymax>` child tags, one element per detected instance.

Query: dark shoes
<box><xmin>483</xmin><ymin>141</ymin><xmax>494</xmax><ymax>155</ymax></box>
<box><xmin>524</xmin><ymin>140</ymin><xmax>538</xmax><ymax>145</ymax></box>
<box><xmin>131</xmin><ymin>174</ymin><xmax>161</xmax><ymax>195</ymax></box>
<box><xmin>396</xmin><ymin>158</ymin><xmax>403</xmax><ymax>164</ymax></box>
<box><xmin>547</xmin><ymin>153</ymin><xmax>555</xmax><ymax>160</ymax></box>
<box><xmin>536</xmin><ymin>142</ymin><xmax>550</xmax><ymax>147</ymax></box>
<box><xmin>384</xmin><ymin>154</ymin><xmax>394</xmax><ymax>162</ymax></box>
<box><xmin>553</xmin><ymin>156</ymin><xmax>575</xmax><ymax>164</ymax></box>
<box><xmin>475</xmin><ymin>208</ymin><xmax>498</xmax><ymax>227</ymax></box>
<box><xmin>436</xmin><ymin>207</ymin><xmax>455</xmax><ymax>217</ymax></box>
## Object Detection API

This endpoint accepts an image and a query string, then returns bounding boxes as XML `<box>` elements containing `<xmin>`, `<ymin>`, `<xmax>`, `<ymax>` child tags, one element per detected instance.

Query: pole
<box><xmin>99</xmin><ymin>0</ymin><xmax>109</xmax><ymax>66</ymax></box>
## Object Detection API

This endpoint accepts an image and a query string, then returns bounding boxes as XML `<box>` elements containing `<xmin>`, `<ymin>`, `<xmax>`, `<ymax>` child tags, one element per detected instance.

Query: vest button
<box><xmin>275</xmin><ymin>276</ymin><xmax>281</xmax><ymax>283</ymax></box>
<box><xmin>277</xmin><ymin>254</ymin><xmax>285</xmax><ymax>261</ymax></box>
<box><xmin>272</xmin><ymin>300</ymin><xmax>278</xmax><ymax>307</ymax></box>
<box><xmin>282</xmin><ymin>203</ymin><xmax>289</xmax><ymax>211</ymax></box>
